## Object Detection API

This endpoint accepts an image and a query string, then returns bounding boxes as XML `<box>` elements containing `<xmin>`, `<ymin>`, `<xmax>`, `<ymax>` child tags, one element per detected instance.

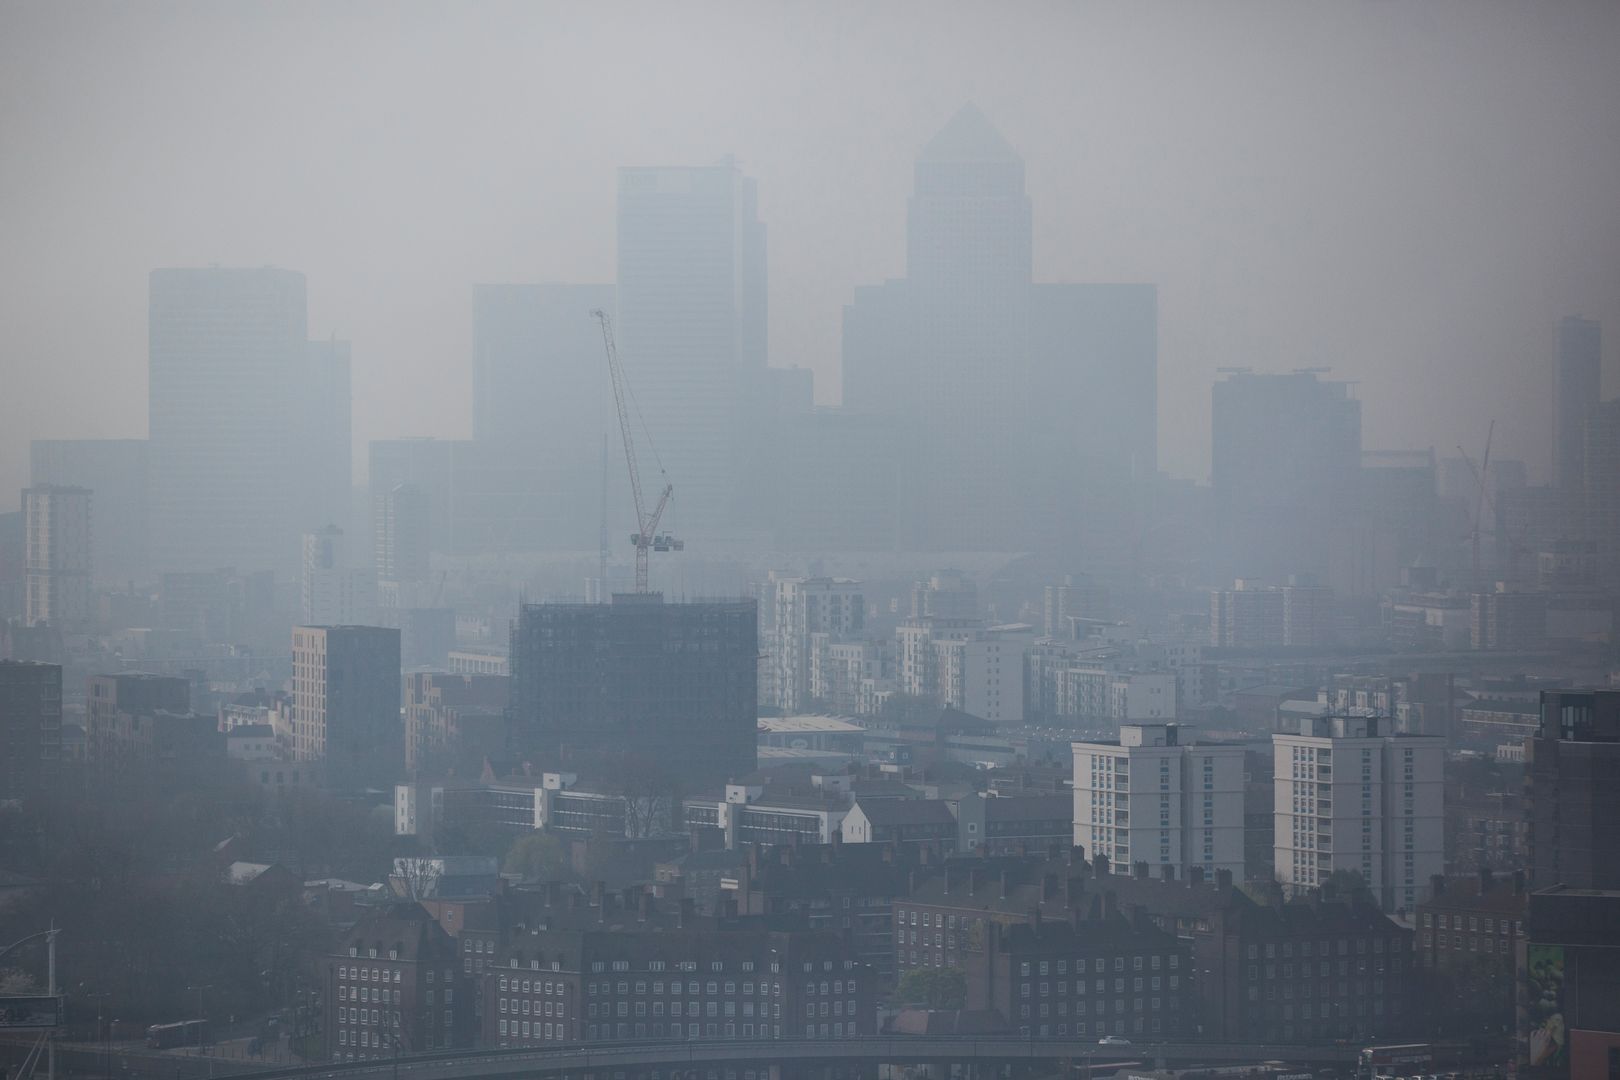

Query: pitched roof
<box><xmin>917</xmin><ymin>104</ymin><xmax>1020</xmax><ymax>164</ymax></box>
<box><xmin>852</xmin><ymin>798</ymin><xmax>956</xmax><ymax>828</ymax></box>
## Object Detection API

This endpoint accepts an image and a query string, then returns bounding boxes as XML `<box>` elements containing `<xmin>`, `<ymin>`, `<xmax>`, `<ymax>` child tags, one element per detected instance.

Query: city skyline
<box><xmin>4</xmin><ymin>2</ymin><xmax>1619</xmax><ymax>500</ymax></box>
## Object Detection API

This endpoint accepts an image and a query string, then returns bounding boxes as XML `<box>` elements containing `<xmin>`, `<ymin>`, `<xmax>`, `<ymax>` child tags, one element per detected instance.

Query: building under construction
<box><xmin>507</xmin><ymin>593</ymin><xmax>757</xmax><ymax>787</ymax></box>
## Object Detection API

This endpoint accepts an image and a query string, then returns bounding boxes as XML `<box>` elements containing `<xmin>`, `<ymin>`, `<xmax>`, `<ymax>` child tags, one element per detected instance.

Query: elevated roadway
<box><xmin>246</xmin><ymin>1036</ymin><xmax>1359</xmax><ymax>1080</ymax></box>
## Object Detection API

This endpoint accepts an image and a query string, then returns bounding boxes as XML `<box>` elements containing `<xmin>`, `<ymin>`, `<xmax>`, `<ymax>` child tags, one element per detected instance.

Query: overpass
<box><xmin>246</xmin><ymin>1036</ymin><xmax>1359</xmax><ymax>1080</ymax></box>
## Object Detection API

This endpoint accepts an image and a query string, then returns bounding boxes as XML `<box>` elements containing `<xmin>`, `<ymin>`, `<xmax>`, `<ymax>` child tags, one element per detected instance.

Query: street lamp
<box><xmin>186</xmin><ymin>984</ymin><xmax>212</xmax><ymax>1080</ymax></box>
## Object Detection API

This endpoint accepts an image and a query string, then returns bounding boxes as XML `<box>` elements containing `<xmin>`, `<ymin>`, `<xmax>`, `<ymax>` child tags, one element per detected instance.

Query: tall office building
<box><xmin>291</xmin><ymin>625</ymin><xmax>402</xmax><ymax>789</ymax></box>
<box><xmin>23</xmin><ymin>485</ymin><xmax>92</xmax><ymax>627</ymax></box>
<box><xmin>471</xmin><ymin>283</ymin><xmax>616</xmax><ymax>549</ymax></box>
<box><xmin>375</xmin><ymin>483</ymin><xmax>432</xmax><ymax>607</ymax></box>
<box><xmin>765</xmin><ymin>575</ymin><xmax>864</xmax><ymax>713</ymax></box>
<box><xmin>148</xmin><ymin>267</ymin><xmax>309</xmax><ymax>574</ymax></box>
<box><xmin>301</xmin><ymin>526</ymin><xmax>374</xmax><ymax>626</ymax></box>
<box><xmin>616</xmin><ymin>163</ymin><xmax>767</xmax><ymax>533</ymax></box>
<box><xmin>0</xmin><ymin>660</ymin><xmax>62</xmax><ymax>800</ymax></box>
<box><xmin>1212</xmin><ymin>371</ymin><xmax>1362</xmax><ymax>584</ymax></box>
<box><xmin>1526</xmin><ymin>689</ymin><xmax>1620</xmax><ymax>891</ymax></box>
<box><xmin>30</xmin><ymin>439</ymin><xmax>148</xmax><ymax>585</ymax></box>
<box><xmin>508</xmin><ymin>594</ymin><xmax>757</xmax><ymax>785</ymax></box>
<box><xmin>1554</xmin><ymin>316</ymin><xmax>1602</xmax><ymax>493</ymax></box>
<box><xmin>1273</xmin><ymin>715</ymin><xmax>1444</xmax><ymax>911</ymax></box>
<box><xmin>842</xmin><ymin>106</ymin><xmax>1157</xmax><ymax>554</ymax></box>
<box><xmin>1071</xmin><ymin>722</ymin><xmax>1245</xmax><ymax>880</ymax></box>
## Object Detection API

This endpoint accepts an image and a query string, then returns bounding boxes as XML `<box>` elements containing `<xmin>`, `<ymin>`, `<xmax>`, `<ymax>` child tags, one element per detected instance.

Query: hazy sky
<box><xmin>3</xmin><ymin>0</ymin><xmax>1617</xmax><ymax>501</ymax></box>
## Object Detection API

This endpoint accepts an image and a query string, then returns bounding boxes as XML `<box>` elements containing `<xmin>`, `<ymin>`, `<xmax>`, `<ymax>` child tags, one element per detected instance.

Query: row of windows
<box><xmin>1018</xmin><ymin>955</ymin><xmax>1176</xmax><ymax>976</ymax></box>
<box><xmin>1021</xmin><ymin>977</ymin><xmax>1178</xmax><ymax>996</ymax></box>
<box><xmin>1020</xmin><ymin>996</ymin><xmax>1173</xmax><ymax>1017</ymax></box>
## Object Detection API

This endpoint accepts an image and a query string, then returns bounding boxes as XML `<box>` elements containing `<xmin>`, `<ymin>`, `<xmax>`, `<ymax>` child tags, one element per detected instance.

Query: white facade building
<box><xmin>23</xmin><ymin>484</ymin><xmax>91</xmax><ymax>627</ymax></box>
<box><xmin>1272</xmin><ymin>714</ymin><xmax>1444</xmax><ymax>912</ymax></box>
<box><xmin>1072</xmin><ymin>723</ymin><xmax>1245</xmax><ymax>880</ymax></box>
<box><xmin>767</xmin><ymin>575</ymin><xmax>863</xmax><ymax>712</ymax></box>
<box><xmin>301</xmin><ymin>526</ymin><xmax>375</xmax><ymax>627</ymax></box>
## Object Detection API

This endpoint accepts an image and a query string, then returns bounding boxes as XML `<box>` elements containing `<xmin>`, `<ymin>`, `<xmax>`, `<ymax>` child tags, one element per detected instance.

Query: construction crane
<box><xmin>1458</xmin><ymin>419</ymin><xmax>1495</xmax><ymax>585</ymax></box>
<box><xmin>591</xmin><ymin>309</ymin><xmax>682</xmax><ymax>593</ymax></box>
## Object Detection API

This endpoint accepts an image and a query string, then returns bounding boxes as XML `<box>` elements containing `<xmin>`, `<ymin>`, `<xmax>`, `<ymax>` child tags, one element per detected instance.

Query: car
<box><xmin>1097</xmin><ymin>1035</ymin><xmax>1132</xmax><ymax>1046</ymax></box>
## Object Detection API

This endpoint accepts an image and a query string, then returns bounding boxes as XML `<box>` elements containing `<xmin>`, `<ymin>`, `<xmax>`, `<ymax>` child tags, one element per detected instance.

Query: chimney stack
<box><xmin>1431</xmin><ymin>874</ymin><xmax>1446</xmax><ymax>897</ymax></box>
<box><xmin>1095</xmin><ymin>854</ymin><xmax>1111</xmax><ymax>877</ymax></box>
<box><xmin>1000</xmin><ymin>869</ymin><xmax>1010</xmax><ymax>900</ymax></box>
<box><xmin>1513</xmin><ymin>869</ymin><xmax>1526</xmax><ymax>895</ymax></box>
<box><xmin>1188</xmin><ymin>866</ymin><xmax>1205</xmax><ymax>888</ymax></box>
<box><xmin>1478</xmin><ymin>866</ymin><xmax>1494</xmax><ymax>893</ymax></box>
<box><xmin>1160</xmin><ymin>864</ymin><xmax>1176</xmax><ymax>882</ymax></box>
<box><xmin>1215</xmin><ymin>868</ymin><xmax>1233</xmax><ymax>891</ymax></box>
<box><xmin>1133</xmin><ymin>860</ymin><xmax>1149</xmax><ymax>880</ymax></box>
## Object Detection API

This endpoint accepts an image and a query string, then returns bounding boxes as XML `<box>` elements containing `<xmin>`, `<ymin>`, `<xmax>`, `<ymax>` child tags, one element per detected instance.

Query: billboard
<box><xmin>1525</xmin><ymin>945</ymin><xmax>1567</xmax><ymax>1068</ymax></box>
<box><xmin>0</xmin><ymin>996</ymin><xmax>63</xmax><ymax>1028</ymax></box>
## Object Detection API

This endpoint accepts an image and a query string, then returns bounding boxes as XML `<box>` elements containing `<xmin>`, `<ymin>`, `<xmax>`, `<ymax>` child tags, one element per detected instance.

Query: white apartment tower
<box><xmin>23</xmin><ymin>485</ymin><xmax>92</xmax><ymax>627</ymax></box>
<box><xmin>1072</xmin><ymin>723</ymin><xmax>1245</xmax><ymax>880</ymax></box>
<box><xmin>301</xmin><ymin>526</ymin><xmax>374</xmax><ymax>626</ymax></box>
<box><xmin>1272</xmin><ymin>714</ymin><xmax>1443</xmax><ymax>912</ymax></box>
<box><xmin>768</xmin><ymin>575</ymin><xmax>863</xmax><ymax>712</ymax></box>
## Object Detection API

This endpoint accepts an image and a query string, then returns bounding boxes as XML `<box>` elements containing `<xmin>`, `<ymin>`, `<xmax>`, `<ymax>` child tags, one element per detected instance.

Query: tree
<box><xmin>504</xmin><ymin>833</ymin><xmax>571</xmax><ymax>882</ymax></box>
<box><xmin>892</xmin><ymin>967</ymin><xmax>966</xmax><ymax>1010</ymax></box>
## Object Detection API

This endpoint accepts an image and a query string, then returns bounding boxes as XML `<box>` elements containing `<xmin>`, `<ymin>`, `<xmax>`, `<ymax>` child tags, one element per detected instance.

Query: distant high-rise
<box><xmin>301</xmin><ymin>526</ymin><xmax>373</xmax><ymax>626</ymax></box>
<box><xmin>292</xmin><ymin>624</ymin><xmax>402</xmax><ymax>788</ymax></box>
<box><xmin>148</xmin><ymin>267</ymin><xmax>309</xmax><ymax>574</ymax></box>
<box><xmin>0</xmin><ymin>660</ymin><xmax>62</xmax><ymax>800</ymax></box>
<box><xmin>1554</xmin><ymin>316</ymin><xmax>1601</xmax><ymax>493</ymax></box>
<box><xmin>471</xmin><ymin>283</ymin><xmax>616</xmax><ymax>548</ymax></box>
<box><xmin>23</xmin><ymin>484</ymin><xmax>91</xmax><ymax>627</ymax></box>
<box><xmin>508</xmin><ymin>594</ymin><xmax>757</xmax><ymax>785</ymax></box>
<box><xmin>617</xmin><ymin>163</ymin><xmax>767</xmax><ymax>532</ymax></box>
<box><xmin>766</xmin><ymin>575</ymin><xmax>864</xmax><ymax>713</ymax></box>
<box><xmin>29</xmin><ymin>439</ymin><xmax>148</xmax><ymax>585</ymax></box>
<box><xmin>375</xmin><ymin>483</ymin><xmax>432</xmax><ymax>607</ymax></box>
<box><xmin>1212</xmin><ymin>371</ymin><xmax>1362</xmax><ymax>583</ymax></box>
<box><xmin>85</xmin><ymin>672</ymin><xmax>196</xmax><ymax>763</ymax></box>
<box><xmin>842</xmin><ymin>106</ymin><xmax>1157</xmax><ymax>554</ymax></box>
<box><xmin>1526</xmin><ymin>689</ymin><xmax>1620</xmax><ymax>890</ymax></box>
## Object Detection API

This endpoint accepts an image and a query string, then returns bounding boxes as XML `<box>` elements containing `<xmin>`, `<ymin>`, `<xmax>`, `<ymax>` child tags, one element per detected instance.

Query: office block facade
<box><xmin>508</xmin><ymin>594</ymin><xmax>757</xmax><ymax>785</ymax></box>
<box><xmin>292</xmin><ymin>625</ymin><xmax>402</xmax><ymax>789</ymax></box>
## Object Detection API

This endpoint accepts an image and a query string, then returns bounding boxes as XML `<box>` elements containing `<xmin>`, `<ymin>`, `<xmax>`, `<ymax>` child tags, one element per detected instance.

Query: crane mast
<box><xmin>592</xmin><ymin>309</ymin><xmax>681</xmax><ymax>593</ymax></box>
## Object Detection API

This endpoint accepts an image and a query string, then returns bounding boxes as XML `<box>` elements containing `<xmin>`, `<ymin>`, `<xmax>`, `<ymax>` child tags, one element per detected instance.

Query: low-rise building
<box><xmin>323</xmin><ymin>901</ymin><xmax>476</xmax><ymax>1059</ymax></box>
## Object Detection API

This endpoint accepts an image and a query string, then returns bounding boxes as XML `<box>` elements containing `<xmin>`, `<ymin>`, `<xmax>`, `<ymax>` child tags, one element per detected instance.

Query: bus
<box><xmin>145</xmin><ymin>1020</ymin><xmax>208</xmax><ymax>1049</ymax></box>
<box><xmin>1357</xmin><ymin>1043</ymin><xmax>1432</xmax><ymax>1079</ymax></box>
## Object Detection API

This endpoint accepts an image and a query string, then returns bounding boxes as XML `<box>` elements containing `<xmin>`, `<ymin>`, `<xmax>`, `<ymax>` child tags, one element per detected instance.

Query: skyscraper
<box><xmin>375</xmin><ymin>482</ymin><xmax>432</xmax><ymax>607</ymax></box>
<box><xmin>30</xmin><ymin>438</ymin><xmax>148</xmax><ymax>585</ymax></box>
<box><xmin>616</xmin><ymin>163</ymin><xmax>767</xmax><ymax>533</ymax></box>
<box><xmin>765</xmin><ymin>575</ymin><xmax>864</xmax><ymax>713</ymax></box>
<box><xmin>292</xmin><ymin>624</ymin><xmax>402</xmax><ymax>789</ymax></box>
<box><xmin>1554</xmin><ymin>315</ymin><xmax>1601</xmax><ymax>493</ymax></box>
<box><xmin>842</xmin><ymin>106</ymin><xmax>1157</xmax><ymax>554</ymax></box>
<box><xmin>23</xmin><ymin>484</ymin><xmax>91</xmax><ymax>627</ymax></box>
<box><xmin>1582</xmin><ymin>399</ymin><xmax>1620</xmax><ymax>589</ymax></box>
<box><xmin>148</xmin><ymin>267</ymin><xmax>308</xmax><ymax>574</ymax></box>
<box><xmin>508</xmin><ymin>593</ymin><xmax>757</xmax><ymax>785</ymax></box>
<box><xmin>471</xmin><ymin>283</ymin><xmax>616</xmax><ymax>548</ymax></box>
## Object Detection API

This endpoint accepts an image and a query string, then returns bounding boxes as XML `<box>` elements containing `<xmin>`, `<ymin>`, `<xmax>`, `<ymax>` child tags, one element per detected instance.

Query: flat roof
<box><xmin>757</xmin><ymin>715</ymin><xmax>866</xmax><ymax>734</ymax></box>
